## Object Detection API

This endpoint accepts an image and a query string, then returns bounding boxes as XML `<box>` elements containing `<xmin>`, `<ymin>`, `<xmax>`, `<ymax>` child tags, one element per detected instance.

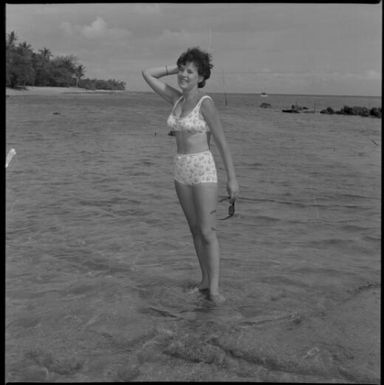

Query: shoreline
<box><xmin>6</xmin><ymin>87</ymin><xmax>380</xmax><ymax>98</ymax></box>
<box><xmin>6</xmin><ymin>86</ymin><xmax>125</xmax><ymax>96</ymax></box>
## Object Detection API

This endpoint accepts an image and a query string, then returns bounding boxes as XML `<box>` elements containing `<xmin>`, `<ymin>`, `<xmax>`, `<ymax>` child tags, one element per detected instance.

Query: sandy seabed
<box><xmin>6</xmin><ymin>91</ymin><xmax>381</xmax><ymax>382</ymax></box>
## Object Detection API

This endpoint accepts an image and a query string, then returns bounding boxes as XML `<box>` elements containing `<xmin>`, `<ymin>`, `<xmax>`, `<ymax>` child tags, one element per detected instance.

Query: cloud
<box><xmin>82</xmin><ymin>17</ymin><xmax>107</xmax><ymax>38</ymax></box>
<box><xmin>60</xmin><ymin>16</ymin><xmax>131</xmax><ymax>40</ymax></box>
<box><xmin>157</xmin><ymin>29</ymin><xmax>197</xmax><ymax>45</ymax></box>
<box><xmin>364</xmin><ymin>70</ymin><xmax>381</xmax><ymax>80</ymax></box>
<box><xmin>319</xmin><ymin>70</ymin><xmax>381</xmax><ymax>83</ymax></box>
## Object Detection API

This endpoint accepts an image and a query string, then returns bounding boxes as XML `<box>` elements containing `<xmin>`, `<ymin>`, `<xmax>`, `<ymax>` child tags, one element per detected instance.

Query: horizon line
<box><xmin>125</xmin><ymin>90</ymin><xmax>382</xmax><ymax>98</ymax></box>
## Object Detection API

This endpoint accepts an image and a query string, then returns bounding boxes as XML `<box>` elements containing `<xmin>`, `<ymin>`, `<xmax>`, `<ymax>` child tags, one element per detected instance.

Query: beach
<box><xmin>6</xmin><ymin>86</ymin><xmax>124</xmax><ymax>97</ymax></box>
<box><xmin>6</xmin><ymin>89</ymin><xmax>381</xmax><ymax>382</ymax></box>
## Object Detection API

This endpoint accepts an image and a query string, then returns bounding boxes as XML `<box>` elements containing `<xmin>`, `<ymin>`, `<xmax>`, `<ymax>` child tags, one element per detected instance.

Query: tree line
<box><xmin>6</xmin><ymin>31</ymin><xmax>126</xmax><ymax>91</ymax></box>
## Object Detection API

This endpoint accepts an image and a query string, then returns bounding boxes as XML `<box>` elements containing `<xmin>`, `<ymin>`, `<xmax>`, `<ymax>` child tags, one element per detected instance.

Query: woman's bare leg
<box><xmin>192</xmin><ymin>182</ymin><xmax>224</xmax><ymax>301</ymax></box>
<box><xmin>174</xmin><ymin>180</ymin><xmax>209</xmax><ymax>290</ymax></box>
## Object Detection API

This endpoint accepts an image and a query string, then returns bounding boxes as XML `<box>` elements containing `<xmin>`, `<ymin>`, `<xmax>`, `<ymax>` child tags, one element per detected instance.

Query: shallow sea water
<box><xmin>6</xmin><ymin>92</ymin><xmax>381</xmax><ymax>382</ymax></box>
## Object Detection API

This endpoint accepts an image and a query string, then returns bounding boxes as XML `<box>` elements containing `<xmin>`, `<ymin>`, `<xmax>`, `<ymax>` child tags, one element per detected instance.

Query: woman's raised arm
<box><xmin>142</xmin><ymin>65</ymin><xmax>181</xmax><ymax>104</ymax></box>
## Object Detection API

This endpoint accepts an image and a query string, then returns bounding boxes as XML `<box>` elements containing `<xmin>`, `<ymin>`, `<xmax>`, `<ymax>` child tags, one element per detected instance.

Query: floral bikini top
<box><xmin>167</xmin><ymin>95</ymin><xmax>212</xmax><ymax>134</ymax></box>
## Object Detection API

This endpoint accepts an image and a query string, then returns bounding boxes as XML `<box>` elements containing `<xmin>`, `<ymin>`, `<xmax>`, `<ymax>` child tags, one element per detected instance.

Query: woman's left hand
<box><xmin>226</xmin><ymin>178</ymin><xmax>240</xmax><ymax>202</ymax></box>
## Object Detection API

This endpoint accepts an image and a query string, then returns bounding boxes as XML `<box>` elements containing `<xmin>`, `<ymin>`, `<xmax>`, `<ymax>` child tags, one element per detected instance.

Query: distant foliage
<box><xmin>6</xmin><ymin>31</ymin><xmax>126</xmax><ymax>91</ymax></box>
<box><xmin>79</xmin><ymin>78</ymin><xmax>126</xmax><ymax>91</ymax></box>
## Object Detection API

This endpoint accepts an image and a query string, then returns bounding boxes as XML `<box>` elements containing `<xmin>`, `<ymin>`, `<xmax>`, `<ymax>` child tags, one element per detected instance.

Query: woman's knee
<box><xmin>199</xmin><ymin>225</ymin><xmax>217</xmax><ymax>245</ymax></box>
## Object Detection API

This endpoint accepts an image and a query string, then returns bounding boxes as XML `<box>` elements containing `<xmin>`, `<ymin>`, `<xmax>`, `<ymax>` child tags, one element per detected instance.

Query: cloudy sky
<box><xmin>6</xmin><ymin>3</ymin><xmax>382</xmax><ymax>96</ymax></box>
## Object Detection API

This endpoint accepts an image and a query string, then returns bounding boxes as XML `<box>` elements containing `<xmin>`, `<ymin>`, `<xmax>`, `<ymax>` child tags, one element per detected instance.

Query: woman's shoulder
<box><xmin>199</xmin><ymin>94</ymin><xmax>215</xmax><ymax>108</ymax></box>
<box><xmin>200</xmin><ymin>94</ymin><xmax>219</xmax><ymax>120</ymax></box>
<box><xmin>200</xmin><ymin>94</ymin><xmax>216</xmax><ymax>110</ymax></box>
<box><xmin>200</xmin><ymin>94</ymin><xmax>213</xmax><ymax>101</ymax></box>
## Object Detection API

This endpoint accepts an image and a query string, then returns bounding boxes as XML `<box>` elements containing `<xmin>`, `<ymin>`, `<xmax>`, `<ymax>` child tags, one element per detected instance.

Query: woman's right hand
<box><xmin>166</xmin><ymin>64</ymin><xmax>179</xmax><ymax>76</ymax></box>
<box><xmin>142</xmin><ymin>65</ymin><xmax>181</xmax><ymax>104</ymax></box>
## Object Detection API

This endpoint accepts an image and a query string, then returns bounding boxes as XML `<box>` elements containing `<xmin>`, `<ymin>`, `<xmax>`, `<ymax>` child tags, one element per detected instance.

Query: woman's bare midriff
<box><xmin>175</xmin><ymin>131</ymin><xmax>212</xmax><ymax>154</ymax></box>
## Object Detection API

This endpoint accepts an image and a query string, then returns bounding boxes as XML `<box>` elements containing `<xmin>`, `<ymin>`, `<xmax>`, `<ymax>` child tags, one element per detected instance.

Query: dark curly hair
<box><xmin>176</xmin><ymin>47</ymin><xmax>213</xmax><ymax>88</ymax></box>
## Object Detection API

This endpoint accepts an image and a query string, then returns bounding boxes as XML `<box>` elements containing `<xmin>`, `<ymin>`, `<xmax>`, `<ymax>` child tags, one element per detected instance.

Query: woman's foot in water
<box><xmin>197</xmin><ymin>277</ymin><xmax>210</xmax><ymax>293</ymax></box>
<box><xmin>187</xmin><ymin>281</ymin><xmax>209</xmax><ymax>294</ymax></box>
<box><xmin>198</xmin><ymin>282</ymin><xmax>209</xmax><ymax>293</ymax></box>
<box><xmin>208</xmin><ymin>292</ymin><xmax>226</xmax><ymax>304</ymax></box>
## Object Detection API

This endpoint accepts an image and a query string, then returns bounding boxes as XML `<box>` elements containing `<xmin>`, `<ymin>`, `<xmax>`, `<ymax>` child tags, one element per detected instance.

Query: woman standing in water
<box><xmin>142</xmin><ymin>47</ymin><xmax>239</xmax><ymax>303</ymax></box>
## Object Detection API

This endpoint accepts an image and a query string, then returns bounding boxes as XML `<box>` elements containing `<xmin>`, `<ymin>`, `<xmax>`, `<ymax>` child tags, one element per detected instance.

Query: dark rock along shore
<box><xmin>320</xmin><ymin>105</ymin><xmax>381</xmax><ymax>118</ymax></box>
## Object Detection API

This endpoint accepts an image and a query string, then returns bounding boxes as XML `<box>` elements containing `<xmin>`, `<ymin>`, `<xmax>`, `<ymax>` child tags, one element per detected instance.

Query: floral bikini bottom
<box><xmin>174</xmin><ymin>150</ymin><xmax>218</xmax><ymax>185</ymax></box>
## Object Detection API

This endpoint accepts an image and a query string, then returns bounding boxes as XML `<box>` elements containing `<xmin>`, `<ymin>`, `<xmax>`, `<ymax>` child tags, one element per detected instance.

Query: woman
<box><xmin>142</xmin><ymin>47</ymin><xmax>239</xmax><ymax>303</ymax></box>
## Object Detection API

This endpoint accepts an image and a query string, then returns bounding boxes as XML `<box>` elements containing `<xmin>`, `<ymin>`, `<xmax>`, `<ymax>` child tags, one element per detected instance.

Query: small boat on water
<box><xmin>282</xmin><ymin>108</ymin><xmax>300</xmax><ymax>113</ymax></box>
<box><xmin>260</xmin><ymin>92</ymin><xmax>268</xmax><ymax>97</ymax></box>
<box><xmin>282</xmin><ymin>104</ymin><xmax>300</xmax><ymax>113</ymax></box>
<box><xmin>282</xmin><ymin>103</ymin><xmax>315</xmax><ymax>113</ymax></box>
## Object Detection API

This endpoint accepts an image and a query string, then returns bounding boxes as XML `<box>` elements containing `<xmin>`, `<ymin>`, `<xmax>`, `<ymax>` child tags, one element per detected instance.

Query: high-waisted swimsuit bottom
<box><xmin>174</xmin><ymin>150</ymin><xmax>218</xmax><ymax>185</ymax></box>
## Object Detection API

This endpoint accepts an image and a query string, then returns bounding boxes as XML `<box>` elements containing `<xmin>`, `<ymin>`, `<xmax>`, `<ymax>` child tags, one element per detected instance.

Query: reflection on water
<box><xmin>6</xmin><ymin>92</ymin><xmax>381</xmax><ymax>382</ymax></box>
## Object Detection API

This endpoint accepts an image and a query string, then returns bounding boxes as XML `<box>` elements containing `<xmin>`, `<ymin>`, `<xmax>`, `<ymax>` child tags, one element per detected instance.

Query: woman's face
<box><xmin>177</xmin><ymin>61</ymin><xmax>203</xmax><ymax>91</ymax></box>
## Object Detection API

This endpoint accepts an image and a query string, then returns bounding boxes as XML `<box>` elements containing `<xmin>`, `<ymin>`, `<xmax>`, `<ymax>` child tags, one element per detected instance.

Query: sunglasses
<box><xmin>219</xmin><ymin>197</ymin><xmax>236</xmax><ymax>220</ymax></box>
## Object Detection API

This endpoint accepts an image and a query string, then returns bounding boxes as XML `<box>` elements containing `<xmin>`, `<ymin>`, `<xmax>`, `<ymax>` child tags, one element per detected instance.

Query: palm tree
<box><xmin>10</xmin><ymin>41</ymin><xmax>35</xmax><ymax>87</ymax></box>
<box><xmin>18</xmin><ymin>41</ymin><xmax>33</xmax><ymax>53</ymax></box>
<box><xmin>6</xmin><ymin>32</ymin><xmax>18</xmax><ymax>85</ymax></box>
<box><xmin>6</xmin><ymin>31</ymin><xmax>18</xmax><ymax>50</ymax></box>
<box><xmin>74</xmin><ymin>64</ymin><xmax>85</xmax><ymax>87</ymax></box>
<box><xmin>33</xmin><ymin>48</ymin><xmax>52</xmax><ymax>86</ymax></box>
<box><xmin>39</xmin><ymin>47</ymin><xmax>52</xmax><ymax>62</ymax></box>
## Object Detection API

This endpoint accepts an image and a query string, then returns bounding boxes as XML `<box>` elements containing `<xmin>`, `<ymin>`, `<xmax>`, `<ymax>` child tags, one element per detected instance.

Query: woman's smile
<box><xmin>177</xmin><ymin>62</ymin><xmax>200</xmax><ymax>89</ymax></box>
